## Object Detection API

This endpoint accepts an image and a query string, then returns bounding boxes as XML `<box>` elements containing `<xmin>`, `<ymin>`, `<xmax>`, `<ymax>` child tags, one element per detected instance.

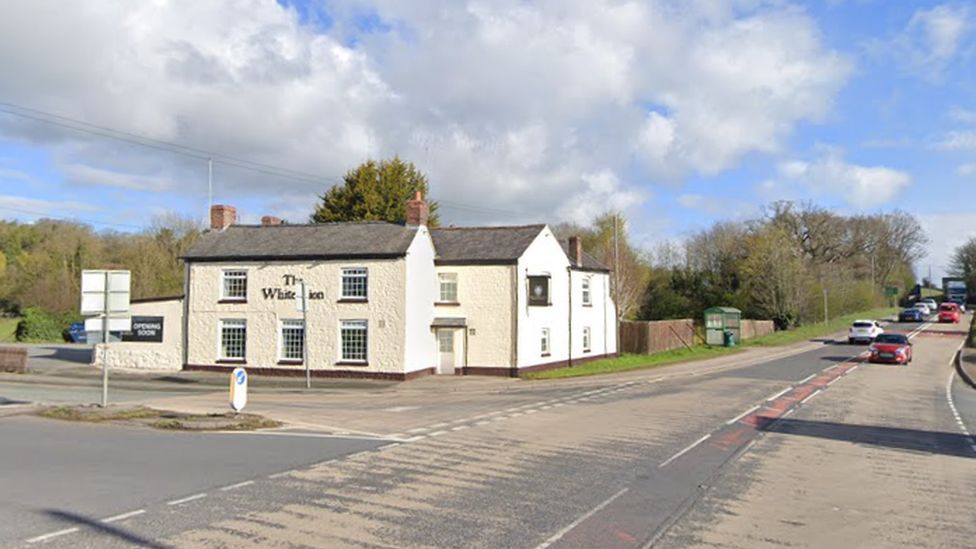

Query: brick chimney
<box><xmin>568</xmin><ymin>235</ymin><xmax>583</xmax><ymax>268</ymax></box>
<box><xmin>210</xmin><ymin>204</ymin><xmax>236</xmax><ymax>231</ymax></box>
<box><xmin>405</xmin><ymin>190</ymin><xmax>429</xmax><ymax>226</ymax></box>
<box><xmin>261</xmin><ymin>215</ymin><xmax>282</xmax><ymax>226</ymax></box>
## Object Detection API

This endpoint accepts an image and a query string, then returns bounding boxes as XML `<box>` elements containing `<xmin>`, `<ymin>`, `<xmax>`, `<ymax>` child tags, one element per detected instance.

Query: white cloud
<box><xmin>948</xmin><ymin>106</ymin><xmax>976</xmax><ymax>125</ymax></box>
<box><xmin>936</xmin><ymin>130</ymin><xmax>976</xmax><ymax>150</ymax></box>
<box><xmin>0</xmin><ymin>0</ymin><xmax>851</xmax><ymax>227</ymax></box>
<box><xmin>869</xmin><ymin>4</ymin><xmax>972</xmax><ymax>80</ymax></box>
<box><xmin>958</xmin><ymin>163</ymin><xmax>976</xmax><ymax>175</ymax></box>
<box><xmin>765</xmin><ymin>147</ymin><xmax>912</xmax><ymax>208</ymax></box>
<box><xmin>0</xmin><ymin>194</ymin><xmax>98</xmax><ymax>218</ymax></box>
<box><xmin>917</xmin><ymin>212</ymin><xmax>976</xmax><ymax>280</ymax></box>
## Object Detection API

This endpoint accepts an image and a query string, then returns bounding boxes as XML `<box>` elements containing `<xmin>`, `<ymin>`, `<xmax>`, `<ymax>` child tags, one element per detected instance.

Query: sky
<box><xmin>0</xmin><ymin>0</ymin><xmax>973</xmax><ymax>280</ymax></box>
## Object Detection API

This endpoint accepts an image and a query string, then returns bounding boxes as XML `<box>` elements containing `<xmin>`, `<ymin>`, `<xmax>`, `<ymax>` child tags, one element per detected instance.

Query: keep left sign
<box><xmin>230</xmin><ymin>367</ymin><xmax>247</xmax><ymax>412</ymax></box>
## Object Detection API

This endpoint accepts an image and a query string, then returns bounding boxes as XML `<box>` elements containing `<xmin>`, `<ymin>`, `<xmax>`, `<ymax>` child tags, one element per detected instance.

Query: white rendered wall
<box><xmin>516</xmin><ymin>226</ymin><xmax>571</xmax><ymax>368</ymax></box>
<box><xmin>403</xmin><ymin>227</ymin><xmax>438</xmax><ymax>373</ymax></box>
<box><xmin>569</xmin><ymin>271</ymin><xmax>617</xmax><ymax>358</ymax></box>
<box><xmin>99</xmin><ymin>298</ymin><xmax>184</xmax><ymax>371</ymax></box>
<box><xmin>186</xmin><ymin>258</ymin><xmax>408</xmax><ymax>374</ymax></box>
<box><xmin>434</xmin><ymin>264</ymin><xmax>514</xmax><ymax>368</ymax></box>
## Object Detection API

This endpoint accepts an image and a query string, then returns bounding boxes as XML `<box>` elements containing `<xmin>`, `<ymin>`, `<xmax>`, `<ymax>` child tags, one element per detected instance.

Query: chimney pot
<box><xmin>569</xmin><ymin>236</ymin><xmax>583</xmax><ymax>268</ymax></box>
<box><xmin>261</xmin><ymin>215</ymin><xmax>282</xmax><ymax>226</ymax></box>
<box><xmin>210</xmin><ymin>204</ymin><xmax>237</xmax><ymax>231</ymax></box>
<box><xmin>405</xmin><ymin>190</ymin><xmax>429</xmax><ymax>226</ymax></box>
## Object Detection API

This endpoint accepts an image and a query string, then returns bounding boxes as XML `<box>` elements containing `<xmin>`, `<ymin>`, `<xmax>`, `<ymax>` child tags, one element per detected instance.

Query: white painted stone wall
<box><xmin>570</xmin><ymin>270</ymin><xmax>617</xmax><ymax>358</ymax></box>
<box><xmin>403</xmin><ymin>227</ymin><xmax>438</xmax><ymax>373</ymax></box>
<box><xmin>517</xmin><ymin>226</ymin><xmax>572</xmax><ymax>368</ymax></box>
<box><xmin>435</xmin><ymin>264</ymin><xmax>514</xmax><ymax>368</ymax></box>
<box><xmin>186</xmin><ymin>258</ymin><xmax>409</xmax><ymax>374</ymax></box>
<box><xmin>99</xmin><ymin>298</ymin><xmax>183</xmax><ymax>371</ymax></box>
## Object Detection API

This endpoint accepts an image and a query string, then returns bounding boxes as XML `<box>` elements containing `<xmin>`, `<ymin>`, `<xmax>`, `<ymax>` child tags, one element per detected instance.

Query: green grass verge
<box><xmin>921</xmin><ymin>287</ymin><xmax>943</xmax><ymax>299</ymax></box>
<box><xmin>742</xmin><ymin>307</ymin><xmax>898</xmax><ymax>347</ymax></box>
<box><xmin>524</xmin><ymin>306</ymin><xmax>898</xmax><ymax>381</ymax></box>
<box><xmin>0</xmin><ymin>317</ymin><xmax>19</xmax><ymax>343</ymax></box>
<box><xmin>522</xmin><ymin>346</ymin><xmax>741</xmax><ymax>380</ymax></box>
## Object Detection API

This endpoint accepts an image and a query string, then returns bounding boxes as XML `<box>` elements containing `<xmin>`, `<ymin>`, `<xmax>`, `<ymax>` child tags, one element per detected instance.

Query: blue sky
<box><xmin>0</xmin><ymin>1</ymin><xmax>973</xmax><ymax>278</ymax></box>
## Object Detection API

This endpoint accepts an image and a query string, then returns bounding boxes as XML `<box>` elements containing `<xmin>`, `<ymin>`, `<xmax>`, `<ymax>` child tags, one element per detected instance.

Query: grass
<box><xmin>921</xmin><ymin>287</ymin><xmax>943</xmax><ymax>299</ymax></box>
<box><xmin>742</xmin><ymin>307</ymin><xmax>898</xmax><ymax>347</ymax></box>
<box><xmin>968</xmin><ymin>314</ymin><xmax>976</xmax><ymax>349</ymax></box>
<box><xmin>37</xmin><ymin>405</ymin><xmax>282</xmax><ymax>431</ymax></box>
<box><xmin>0</xmin><ymin>317</ymin><xmax>19</xmax><ymax>343</ymax></box>
<box><xmin>524</xmin><ymin>306</ymin><xmax>899</xmax><ymax>381</ymax></box>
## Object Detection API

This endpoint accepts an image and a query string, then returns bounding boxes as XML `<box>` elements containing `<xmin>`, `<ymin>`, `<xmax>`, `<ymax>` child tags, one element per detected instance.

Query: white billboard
<box><xmin>81</xmin><ymin>270</ymin><xmax>131</xmax><ymax>315</ymax></box>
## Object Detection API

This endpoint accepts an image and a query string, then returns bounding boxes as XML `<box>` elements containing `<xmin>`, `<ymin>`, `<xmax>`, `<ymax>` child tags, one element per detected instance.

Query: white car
<box><xmin>921</xmin><ymin>298</ymin><xmax>938</xmax><ymax>311</ymax></box>
<box><xmin>849</xmin><ymin>320</ymin><xmax>884</xmax><ymax>344</ymax></box>
<box><xmin>913</xmin><ymin>302</ymin><xmax>932</xmax><ymax>316</ymax></box>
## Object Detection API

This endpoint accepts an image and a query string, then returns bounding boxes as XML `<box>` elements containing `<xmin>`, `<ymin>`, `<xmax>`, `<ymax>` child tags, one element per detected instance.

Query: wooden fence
<box><xmin>620</xmin><ymin>319</ymin><xmax>775</xmax><ymax>354</ymax></box>
<box><xmin>0</xmin><ymin>347</ymin><xmax>27</xmax><ymax>373</ymax></box>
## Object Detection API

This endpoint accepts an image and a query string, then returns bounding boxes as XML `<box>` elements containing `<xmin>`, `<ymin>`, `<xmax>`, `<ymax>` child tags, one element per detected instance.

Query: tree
<box><xmin>950</xmin><ymin>237</ymin><xmax>976</xmax><ymax>292</ymax></box>
<box><xmin>740</xmin><ymin>225</ymin><xmax>810</xmax><ymax>329</ymax></box>
<box><xmin>310</xmin><ymin>157</ymin><xmax>440</xmax><ymax>226</ymax></box>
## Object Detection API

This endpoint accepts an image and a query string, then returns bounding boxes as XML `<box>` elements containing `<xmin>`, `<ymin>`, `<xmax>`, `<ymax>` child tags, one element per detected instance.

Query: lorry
<box><xmin>942</xmin><ymin>277</ymin><xmax>968</xmax><ymax>305</ymax></box>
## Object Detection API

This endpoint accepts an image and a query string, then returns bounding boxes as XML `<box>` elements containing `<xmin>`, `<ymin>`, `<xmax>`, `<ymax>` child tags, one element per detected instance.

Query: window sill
<box><xmin>541</xmin><ymin>353</ymin><xmax>551</xmax><ymax>358</ymax></box>
<box><xmin>583</xmin><ymin>349</ymin><xmax>591</xmax><ymax>354</ymax></box>
<box><xmin>277</xmin><ymin>360</ymin><xmax>303</xmax><ymax>365</ymax></box>
<box><xmin>435</xmin><ymin>302</ymin><xmax>461</xmax><ymax>307</ymax></box>
<box><xmin>216</xmin><ymin>358</ymin><xmax>246</xmax><ymax>364</ymax></box>
<box><xmin>337</xmin><ymin>298</ymin><xmax>368</xmax><ymax>304</ymax></box>
<box><xmin>335</xmin><ymin>361</ymin><xmax>369</xmax><ymax>367</ymax></box>
<box><xmin>582</xmin><ymin>303</ymin><xmax>593</xmax><ymax>308</ymax></box>
<box><xmin>218</xmin><ymin>299</ymin><xmax>247</xmax><ymax>304</ymax></box>
<box><xmin>528</xmin><ymin>303</ymin><xmax>552</xmax><ymax>307</ymax></box>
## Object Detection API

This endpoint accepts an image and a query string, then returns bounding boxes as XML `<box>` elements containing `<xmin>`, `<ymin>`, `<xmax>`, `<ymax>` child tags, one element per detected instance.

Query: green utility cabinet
<box><xmin>704</xmin><ymin>306</ymin><xmax>741</xmax><ymax>347</ymax></box>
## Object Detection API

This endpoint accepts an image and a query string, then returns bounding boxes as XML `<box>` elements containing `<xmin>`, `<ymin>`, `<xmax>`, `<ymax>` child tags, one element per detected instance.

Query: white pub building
<box><xmin>114</xmin><ymin>193</ymin><xmax>617</xmax><ymax>380</ymax></box>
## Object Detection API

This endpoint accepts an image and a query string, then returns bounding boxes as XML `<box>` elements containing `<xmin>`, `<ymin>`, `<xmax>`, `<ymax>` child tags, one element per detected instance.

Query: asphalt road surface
<box><xmin>3</xmin><ymin>319</ymin><xmax>974</xmax><ymax>548</ymax></box>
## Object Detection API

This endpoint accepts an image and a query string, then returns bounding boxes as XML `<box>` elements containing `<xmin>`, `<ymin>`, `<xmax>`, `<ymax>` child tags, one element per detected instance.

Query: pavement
<box><xmin>1</xmin><ymin>318</ymin><xmax>971</xmax><ymax>548</ymax></box>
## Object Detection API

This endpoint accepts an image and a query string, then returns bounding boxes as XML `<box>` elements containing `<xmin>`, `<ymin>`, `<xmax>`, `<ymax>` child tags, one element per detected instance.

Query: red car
<box><xmin>939</xmin><ymin>303</ymin><xmax>961</xmax><ymax>323</ymax></box>
<box><xmin>868</xmin><ymin>333</ymin><xmax>913</xmax><ymax>364</ymax></box>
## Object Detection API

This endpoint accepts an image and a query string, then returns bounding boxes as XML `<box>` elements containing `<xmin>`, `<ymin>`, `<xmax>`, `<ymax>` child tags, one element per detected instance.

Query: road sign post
<box><xmin>230</xmin><ymin>367</ymin><xmax>248</xmax><ymax>412</ymax></box>
<box><xmin>296</xmin><ymin>279</ymin><xmax>310</xmax><ymax>389</ymax></box>
<box><xmin>81</xmin><ymin>270</ymin><xmax>130</xmax><ymax>407</ymax></box>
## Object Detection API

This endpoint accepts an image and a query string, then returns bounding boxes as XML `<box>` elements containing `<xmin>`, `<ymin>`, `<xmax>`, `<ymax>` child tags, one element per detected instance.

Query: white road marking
<box><xmin>826</xmin><ymin>376</ymin><xmax>842</xmax><ymax>387</ymax></box>
<box><xmin>382</xmin><ymin>405</ymin><xmax>420</xmax><ymax>413</ymax></box>
<box><xmin>404</xmin><ymin>435</ymin><xmax>427</xmax><ymax>442</ymax></box>
<box><xmin>405</xmin><ymin>427</ymin><xmax>429</xmax><ymax>434</ymax></box>
<box><xmin>450</xmin><ymin>425</ymin><xmax>469</xmax><ymax>431</ymax></box>
<box><xmin>102</xmin><ymin>509</ymin><xmax>146</xmax><ymax>523</ymax></box>
<box><xmin>221</xmin><ymin>430</ymin><xmax>400</xmax><ymax>442</ymax></box>
<box><xmin>659</xmin><ymin>434</ymin><xmax>711</xmax><ymax>468</ymax></box>
<box><xmin>474</xmin><ymin>420</ymin><xmax>491</xmax><ymax>426</ymax></box>
<box><xmin>798</xmin><ymin>373</ymin><xmax>817</xmax><ymax>384</ymax></box>
<box><xmin>219</xmin><ymin>480</ymin><xmax>255</xmax><ymax>491</ymax></box>
<box><xmin>726</xmin><ymin>405</ymin><xmax>760</xmax><ymax>425</ymax></box>
<box><xmin>428</xmin><ymin>422</ymin><xmax>450</xmax><ymax>429</ymax></box>
<box><xmin>377</xmin><ymin>442</ymin><xmax>401</xmax><ymax>451</ymax></box>
<box><xmin>540</xmin><ymin>405</ymin><xmax>553</xmax><ymax>410</ymax></box>
<box><xmin>428</xmin><ymin>430</ymin><xmax>448</xmax><ymax>437</ymax></box>
<box><xmin>764</xmin><ymin>386</ymin><xmax>792</xmax><ymax>402</ymax></box>
<box><xmin>267</xmin><ymin>470</ymin><xmax>295</xmax><ymax>479</ymax></box>
<box><xmin>525</xmin><ymin>409</ymin><xmax>538</xmax><ymax>414</ymax></box>
<box><xmin>945</xmin><ymin>348</ymin><xmax>976</xmax><ymax>455</ymax></box>
<box><xmin>533</xmin><ymin>487</ymin><xmax>630</xmax><ymax>549</ymax></box>
<box><xmin>167</xmin><ymin>493</ymin><xmax>207</xmax><ymax>505</ymax></box>
<box><xmin>800</xmin><ymin>389</ymin><xmax>822</xmax><ymax>405</ymax></box>
<box><xmin>25</xmin><ymin>527</ymin><xmax>79</xmax><ymax>544</ymax></box>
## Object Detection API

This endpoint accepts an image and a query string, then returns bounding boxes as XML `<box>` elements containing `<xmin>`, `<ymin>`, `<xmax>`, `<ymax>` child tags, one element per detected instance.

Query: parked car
<box><xmin>921</xmin><ymin>298</ymin><xmax>938</xmax><ymax>311</ymax></box>
<box><xmin>65</xmin><ymin>322</ymin><xmax>87</xmax><ymax>343</ymax></box>
<box><xmin>913</xmin><ymin>302</ymin><xmax>932</xmax><ymax>316</ymax></box>
<box><xmin>849</xmin><ymin>320</ymin><xmax>884</xmax><ymax>344</ymax></box>
<box><xmin>868</xmin><ymin>333</ymin><xmax>913</xmax><ymax>364</ymax></box>
<box><xmin>898</xmin><ymin>308</ymin><xmax>925</xmax><ymax>322</ymax></box>
<box><xmin>938</xmin><ymin>302</ymin><xmax>961</xmax><ymax>323</ymax></box>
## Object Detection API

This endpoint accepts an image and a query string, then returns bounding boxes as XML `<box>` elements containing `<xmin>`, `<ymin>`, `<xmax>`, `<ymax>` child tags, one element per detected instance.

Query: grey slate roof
<box><xmin>183</xmin><ymin>223</ymin><xmax>418</xmax><ymax>261</ymax></box>
<box><xmin>559</xmin><ymin>239</ymin><xmax>611</xmax><ymax>272</ymax></box>
<box><xmin>430</xmin><ymin>225</ymin><xmax>545</xmax><ymax>265</ymax></box>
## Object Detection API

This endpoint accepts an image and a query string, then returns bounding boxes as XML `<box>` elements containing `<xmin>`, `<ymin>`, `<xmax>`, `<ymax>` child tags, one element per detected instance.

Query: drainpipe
<box><xmin>567</xmin><ymin>266</ymin><xmax>573</xmax><ymax>368</ymax></box>
<box><xmin>181</xmin><ymin>261</ymin><xmax>191</xmax><ymax>368</ymax></box>
<box><xmin>511</xmin><ymin>265</ymin><xmax>519</xmax><ymax>373</ymax></box>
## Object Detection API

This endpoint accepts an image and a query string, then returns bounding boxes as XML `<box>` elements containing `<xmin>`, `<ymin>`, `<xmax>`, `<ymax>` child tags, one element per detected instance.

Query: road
<box><xmin>2</xmin><ymin>318</ymin><xmax>974</xmax><ymax>548</ymax></box>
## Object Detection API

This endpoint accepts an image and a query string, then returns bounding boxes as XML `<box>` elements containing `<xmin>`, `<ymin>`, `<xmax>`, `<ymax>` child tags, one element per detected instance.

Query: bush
<box><xmin>15</xmin><ymin>307</ymin><xmax>75</xmax><ymax>343</ymax></box>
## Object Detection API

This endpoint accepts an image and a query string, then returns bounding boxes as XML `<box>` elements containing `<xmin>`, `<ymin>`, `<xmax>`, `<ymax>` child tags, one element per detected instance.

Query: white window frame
<box><xmin>541</xmin><ymin>327</ymin><xmax>550</xmax><ymax>355</ymax></box>
<box><xmin>279</xmin><ymin>319</ymin><xmax>305</xmax><ymax>362</ymax></box>
<box><xmin>339</xmin><ymin>319</ymin><xmax>368</xmax><ymax>363</ymax></box>
<box><xmin>218</xmin><ymin>319</ymin><xmax>246</xmax><ymax>361</ymax></box>
<box><xmin>340</xmin><ymin>267</ymin><xmax>368</xmax><ymax>300</ymax></box>
<box><xmin>438</xmin><ymin>273</ymin><xmax>458</xmax><ymax>303</ymax></box>
<box><xmin>582</xmin><ymin>326</ymin><xmax>591</xmax><ymax>353</ymax></box>
<box><xmin>221</xmin><ymin>269</ymin><xmax>247</xmax><ymax>301</ymax></box>
<box><xmin>581</xmin><ymin>277</ymin><xmax>592</xmax><ymax>306</ymax></box>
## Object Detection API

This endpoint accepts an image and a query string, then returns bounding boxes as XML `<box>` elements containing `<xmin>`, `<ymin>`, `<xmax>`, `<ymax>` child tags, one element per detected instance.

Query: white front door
<box><xmin>437</xmin><ymin>329</ymin><xmax>455</xmax><ymax>374</ymax></box>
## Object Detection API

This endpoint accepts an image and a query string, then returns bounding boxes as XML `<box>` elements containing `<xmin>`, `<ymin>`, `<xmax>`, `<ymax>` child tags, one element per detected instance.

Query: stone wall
<box><xmin>0</xmin><ymin>347</ymin><xmax>27</xmax><ymax>373</ymax></box>
<box><xmin>99</xmin><ymin>298</ymin><xmax>183</xmax><ymax>371</ymax></box>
